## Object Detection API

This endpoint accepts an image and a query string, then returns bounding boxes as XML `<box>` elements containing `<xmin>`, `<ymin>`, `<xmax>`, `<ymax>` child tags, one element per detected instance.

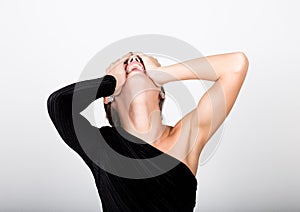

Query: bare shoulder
<box><xmin>169</xmin><ymin>110</ymin><xmax>208</xmax><ymax>175</ymax></box>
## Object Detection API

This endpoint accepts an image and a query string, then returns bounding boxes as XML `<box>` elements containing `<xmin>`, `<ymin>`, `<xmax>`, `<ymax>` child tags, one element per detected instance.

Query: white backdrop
<box><xmin>0</xmin><ymin>0</ymin><xmax>299</xmax><ymax>211</ymax></box>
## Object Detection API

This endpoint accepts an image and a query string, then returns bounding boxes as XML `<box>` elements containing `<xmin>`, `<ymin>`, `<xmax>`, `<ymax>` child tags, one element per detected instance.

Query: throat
<box><xmin>121</xmin><ymin>107</ymin><xmax>165</xmax><ymax>144</ymax></box>
<box><xmin>129</xmin><ymin>107</ymin><xmax>153</xmax><ymax>132</ymax></box>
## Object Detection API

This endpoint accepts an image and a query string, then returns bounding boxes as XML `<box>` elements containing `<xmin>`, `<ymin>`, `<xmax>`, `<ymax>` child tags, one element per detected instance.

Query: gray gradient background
<box><xmin>0</xmin><ymin>0</ymin><xmax>299</xmax><ymax>211</ymax></box>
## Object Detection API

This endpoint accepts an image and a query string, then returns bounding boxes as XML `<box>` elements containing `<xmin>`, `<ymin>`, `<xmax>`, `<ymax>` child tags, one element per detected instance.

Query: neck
<box><xmin>113</xmin><ymin>73</ymin><xmax>166</xmax><ymax>144</ymax></box>
<box><xmin>117</xmin><ymin>97</ymin><xmax>165</xmax><ymax>144</ymax></box>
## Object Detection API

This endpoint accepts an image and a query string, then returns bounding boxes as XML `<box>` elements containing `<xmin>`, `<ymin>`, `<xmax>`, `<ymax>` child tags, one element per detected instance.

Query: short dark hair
<box><xmin>104</xmin><ymin>87</ymin><xmax>165</xmax><ymax>127</ymax></box>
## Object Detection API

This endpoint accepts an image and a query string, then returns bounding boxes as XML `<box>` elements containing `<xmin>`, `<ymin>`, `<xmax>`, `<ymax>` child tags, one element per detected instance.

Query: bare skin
<box><xmin>104</xmin><ymin>52</ymin><xmax>249</xmax><ymax>176</ymax></box>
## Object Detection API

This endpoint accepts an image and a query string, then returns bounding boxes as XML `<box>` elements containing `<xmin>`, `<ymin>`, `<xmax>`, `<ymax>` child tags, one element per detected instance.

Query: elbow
<box><xmin>47</xmin><ymin>92</ymin><xmax>56</xmax><ymax>119</ymax></box>
<box><xmin>233</xmin><ymin>52</ymin><xmax>249</xmax><ymax>74</ymax></box>
<box><xmin>47</xmin><ymin>91</ymin><xmax>62</xmax><ymax>121</ymax></box>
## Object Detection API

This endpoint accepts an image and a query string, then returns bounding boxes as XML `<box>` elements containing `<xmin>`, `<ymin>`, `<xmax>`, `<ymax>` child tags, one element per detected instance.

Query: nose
<box><xmin>128</xmin><ymin>55</ymin><xmax>141</xmax><ymax>64</ymax></box>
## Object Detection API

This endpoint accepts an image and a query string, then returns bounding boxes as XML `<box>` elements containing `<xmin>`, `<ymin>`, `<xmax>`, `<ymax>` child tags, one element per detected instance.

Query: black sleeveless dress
<box><xmin>47</xmin><ymin>75</ymin><xmax>197</xmax><ymax>211</ymax></box>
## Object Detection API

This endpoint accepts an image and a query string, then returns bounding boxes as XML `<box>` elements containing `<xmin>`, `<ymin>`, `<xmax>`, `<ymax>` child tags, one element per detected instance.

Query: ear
<box><xmin>104</xmin><ymin>95</ymin><xmax>115</xmax><ymax>104</ymax></box>
<box><xmin>104</xmin><ymin>97</ymin><xmax>110</xmax><ymax>104</ymax></box>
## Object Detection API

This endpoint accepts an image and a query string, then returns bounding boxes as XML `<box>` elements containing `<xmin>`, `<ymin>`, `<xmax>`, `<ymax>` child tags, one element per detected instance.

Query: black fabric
<box><xmin>47</xmin><ymin>75</ymin><xmax>197</xmax><ymax>211</ymax></box>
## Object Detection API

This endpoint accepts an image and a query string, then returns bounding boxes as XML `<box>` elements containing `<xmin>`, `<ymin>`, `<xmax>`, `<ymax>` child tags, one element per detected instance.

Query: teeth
<box><xmin>125</xmin><ymin>60</ymin><xmax>144</xmax><ymax>76</ymax></box>
<box><xmin>127</xmin><ymin>63</ymin><xmax>142</xmax><ymax>73</ymax></box>
<box><xmin>128</xmin><ymin>68</ymin><xmax>141</xmax><ymax>73</ymax></box>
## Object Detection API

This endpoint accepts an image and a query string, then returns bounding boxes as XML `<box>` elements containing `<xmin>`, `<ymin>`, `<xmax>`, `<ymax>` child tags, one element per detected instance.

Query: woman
<box><xmin>47</xmin><ymin>51</ymin><xmax>249</xmax><ymax>211</ymax></box>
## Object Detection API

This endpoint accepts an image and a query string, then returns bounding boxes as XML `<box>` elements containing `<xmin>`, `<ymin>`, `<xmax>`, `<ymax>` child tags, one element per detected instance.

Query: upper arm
<box><xmin>47</xmin><ymin>75</ymin><xmax>116</xmax><ymax>162</ymax></box>
<box><xmin>47</xmin><ymin>89</ymin><xmax>105</xmax><ymax>164</ymax></box>
<box><xmin>47</xmin><ymin>91</ymin><xmax>91</xmax><ymax>160</ymax></box>
<box><xmin>177</xmin><ymin>52</ymin><xmax>249</xmax><ymax>155</ymax></box>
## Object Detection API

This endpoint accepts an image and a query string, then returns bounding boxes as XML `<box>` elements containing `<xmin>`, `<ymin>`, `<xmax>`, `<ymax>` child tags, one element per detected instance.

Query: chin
<box><xmin>126</xmin><ymin>70</ymin><xmax>146</xmax><ymax>78</ymax></box>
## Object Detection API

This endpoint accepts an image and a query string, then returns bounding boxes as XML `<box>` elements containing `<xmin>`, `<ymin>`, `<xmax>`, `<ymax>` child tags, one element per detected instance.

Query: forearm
<box><xmin>47</xmin><ymin>75</ymin><xmax>116</xmax><ymax>158</ymax></box>
<box><xmin>151</xmin><ymin>52</ymin><xmax>247</xmax><ymax>85</ymax></box>
<box><xmin>48</xmin><ymin>75</ymin><xmax>116</xmax><ymax>116</ymax></box>
<box><xmin>47</xmin><ymin>75</ymin><xmax>116</xmax><ymax>140</ymax></box>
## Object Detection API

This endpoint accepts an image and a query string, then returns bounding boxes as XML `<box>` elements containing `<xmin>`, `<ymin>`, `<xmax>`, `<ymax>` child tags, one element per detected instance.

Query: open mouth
<box><xmin>124</xmin><ymin>55</ymin><xmax>145</xmax><ymax>75</ymax></box>
<box><xmin>127</xmin><ymin>62</ymin><xmax>144</xmax><ymax>73</ymax></box>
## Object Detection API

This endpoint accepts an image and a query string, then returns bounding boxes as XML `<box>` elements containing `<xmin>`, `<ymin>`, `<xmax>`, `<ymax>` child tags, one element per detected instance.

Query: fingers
<box><xmin>110</xmin><ymin>52</ymin><xmax>131</xmax><ymax>65</ymax></box>
<box><xmin>122</xmin><ymin>52</ymin><xmax>133</xmax><ymax>59</ymax></box>
<box><xmin>106</xmin><ymin>53</ymin><xmax>132</xmax><ymax>75</ymax></box>
<box><xmin>117</xmin><ymin>52</ymin><xmax>133</xmax><ymax>65</ymax></box>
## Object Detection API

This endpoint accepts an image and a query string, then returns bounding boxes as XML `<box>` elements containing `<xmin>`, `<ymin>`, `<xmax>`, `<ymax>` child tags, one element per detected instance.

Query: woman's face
<box><xmin>108</xmin><ymin>53</ymin><xmax>164</xmax><ymax>127</ymax></box>
<box><xmin>112</xmin><ymin>53</ymin><xmax>162</xmax><ymax>108</ymax></box>
<box><xmin>138</xmin><ymin>53</ymin><xmax>161</xmax><ymax>71</ymax></box>
<box><xmin>124</xmin><ymin>53</ymin><xmax>161</xmax><ymax>78</ymax></box>
<box><xmin>124</xmin><ymin>54</ymin><xmax>146</xmax><ymax>77</ymax></box>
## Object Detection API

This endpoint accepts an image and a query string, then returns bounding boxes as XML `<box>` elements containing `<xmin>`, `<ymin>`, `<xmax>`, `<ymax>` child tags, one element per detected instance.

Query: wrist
<box><xmin>148</xmin><ymin>66</ymin><xmax>176</xmax><ymax>85</ymax></box>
